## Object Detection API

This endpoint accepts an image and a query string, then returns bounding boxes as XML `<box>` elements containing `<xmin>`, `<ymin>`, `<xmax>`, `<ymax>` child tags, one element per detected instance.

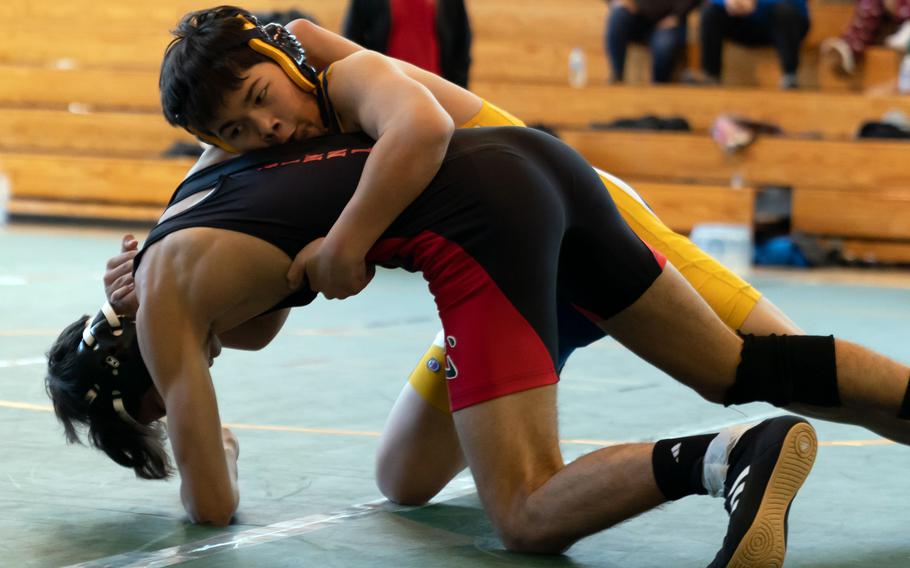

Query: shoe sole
<box><xmin>725</xmin><ymin>421</ymin><xmax>818</xmax><ymax>568</ymax></box>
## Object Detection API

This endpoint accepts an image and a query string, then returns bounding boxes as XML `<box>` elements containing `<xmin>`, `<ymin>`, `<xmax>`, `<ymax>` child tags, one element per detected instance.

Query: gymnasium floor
<box><xmin>1</xmin><ymin>222</ymin><xmax>909</xmax><ymax>568</ymax></box>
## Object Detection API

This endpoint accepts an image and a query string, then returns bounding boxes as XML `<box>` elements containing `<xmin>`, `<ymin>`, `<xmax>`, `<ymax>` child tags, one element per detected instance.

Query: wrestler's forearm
<box><xmin>286</xmin><ymin>18</ymin><xmax>363</xmax><ymax>71</ymax></box>
<box><xmin>327</xmin><ymin>117</ymin><xmax>452</xmax><ymax>255</ymax></box>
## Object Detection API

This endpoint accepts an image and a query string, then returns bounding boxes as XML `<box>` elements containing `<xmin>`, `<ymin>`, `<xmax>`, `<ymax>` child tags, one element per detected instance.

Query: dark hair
<box><xmin>160</xmin><ymin>5</ymin><xmax>272</xmax><ymax>136</ymax></box>
<box><xmin>45</xmin><ymin>315</ymin><xmax>173</xmax><ymax>480</ymax></box>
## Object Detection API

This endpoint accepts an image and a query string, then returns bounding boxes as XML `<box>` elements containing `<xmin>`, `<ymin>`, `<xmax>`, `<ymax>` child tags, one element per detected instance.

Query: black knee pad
<box><xmin>724</xmin><ymin>334</ymin><xmax>840</xmax><ymax>408</ymax></box>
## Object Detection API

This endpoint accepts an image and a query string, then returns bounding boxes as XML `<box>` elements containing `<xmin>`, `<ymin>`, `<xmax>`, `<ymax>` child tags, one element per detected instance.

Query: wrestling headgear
<box><xmin>75</xmin><ymin>302</ymin><xmax>154</xmax><ymax>428</ymax></box>
<box><xmin>186</xmin><ymin>11</ymin><xmax>334</xmax><ymax>152</ymax></box>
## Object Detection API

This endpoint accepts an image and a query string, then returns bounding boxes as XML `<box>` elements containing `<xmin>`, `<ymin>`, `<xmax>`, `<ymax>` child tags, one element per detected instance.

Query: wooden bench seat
<box><xmin>0</xmin><ymin>64</ymin><xmax>160</xmax><ymax>110</ymax></box>
<box><xmin>0</xmin><ymin>152</ymin><xmax>191</xmax><ymax>206</ymax></box>
<box><xmin>0</xmin><ymin>0</ymin><xmax>873</xmax><ymax>89</ymax></box>
<box><xmin>0</xmin><ymin>108</ymin><xmax>192</xmax><ymax>157</ymax></box>
<box><xmin>4</xmin><ymin>66</ymin><xmax>906</xmax><ymax>143</ymax></box>
<box><xmin>473</xmin><ymin>82</ymin><xmax>910</xmax><ymax>138</ymax></box>
<box><xmin>626</xmin><ymin>180</ymin><xmax>754</xmax><ymax>231</ymax></box>
<box><xmin>558</xmin><ymin>129</ymin><xmax>910</xmax><ymax>255</ymax></box>
<box><xmin>5</xmin><ymin>0</ymin><xmax>347</xmax><ymax>29</ymax></box>
<box><xmin>558</xmin><ymin>129</ymin><xmax>910</xmax><ymax>193</ymax></box>
<box><xmin>0</xmin><ymin>148</ymin><xmax>751</xmax><ymax>230</ymax></box>
<box><xmin>793</xmin><ymin>187</ymin><xmax>910</xmax><ymax>240</ymax></box>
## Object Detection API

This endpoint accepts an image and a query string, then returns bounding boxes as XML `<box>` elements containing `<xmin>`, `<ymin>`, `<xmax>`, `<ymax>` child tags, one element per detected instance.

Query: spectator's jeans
<box><xmin>699</xmin><ymin>2</ymin><xmax>810</xmax><ymax>77</ymax></box>
<box><xmin>606</xmin><ymin>6</ymin><xmax>688</xmax><ymax>83</ymax></box>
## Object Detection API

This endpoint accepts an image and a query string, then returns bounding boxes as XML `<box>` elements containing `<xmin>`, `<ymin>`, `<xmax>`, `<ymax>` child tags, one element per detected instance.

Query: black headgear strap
<box><xmin>75</xmin><ymin>303</ymin><xmax>153</xmax><ymax>428</ymax></box>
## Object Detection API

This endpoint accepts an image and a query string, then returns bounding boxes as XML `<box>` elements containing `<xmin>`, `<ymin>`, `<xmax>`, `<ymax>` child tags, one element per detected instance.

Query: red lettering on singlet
<box><xmin>255</xmin><ymin>146</ymin><xmax>372</xmax><ymax>171</ymax></box>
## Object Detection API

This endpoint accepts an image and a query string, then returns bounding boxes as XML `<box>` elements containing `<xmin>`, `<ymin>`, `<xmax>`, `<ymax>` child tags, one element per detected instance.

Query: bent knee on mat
<box><xmin>375</xmin><ymin>472</ymin><xmax>438</xmax><ymax>506</ymax></box>
<box><xmin>495</xmin><ymin>514</ymin><xmax>572</xmax><ymax>554</ymax></box>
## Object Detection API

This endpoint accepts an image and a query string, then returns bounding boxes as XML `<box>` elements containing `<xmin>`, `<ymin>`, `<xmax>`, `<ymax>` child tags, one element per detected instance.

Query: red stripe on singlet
<box><xmin>368</xmin><ymin>232</ymin><xmax>557</xmax><ymax>410</ymax></box>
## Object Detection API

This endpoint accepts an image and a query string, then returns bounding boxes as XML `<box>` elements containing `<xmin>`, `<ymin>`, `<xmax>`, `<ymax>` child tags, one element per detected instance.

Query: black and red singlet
<box><xmin>137</xmin><ymin>127</ymin><xmax>665</xmax><ymax>410</ymax></box>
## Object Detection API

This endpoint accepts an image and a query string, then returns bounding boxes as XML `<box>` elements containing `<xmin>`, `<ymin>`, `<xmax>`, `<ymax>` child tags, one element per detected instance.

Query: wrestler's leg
<box><xmin>374</xmin><ymin>332</ymin><xmax>466</xmax><ymax>504</ymax></box>
<box><xmin>452</xmin><ymin>383</ymin><xmax>814</xmax><ymax>562</ymax></box>
<box><xmin>740</xmin><ymin>296</ymin><xmax>802</xmax><ymax>335</ymax></box>
<box><xmin>598</xmin><ymin>264</ymin><xmax>910</xmax><ymax>444</ymax></box>
<box><xmin>452</xmin><ymin>385</ymin><xmax>664</xmax><ymax>553</ymax></box>
<box><xmin>599</xmin><ymin>171</ymin><xmax>910</xmax><ymax>440</ymax></box>
<box><xmin>375</xmin><ymin>383</ymin><xmax>466</xmax><ymax>505</ymax></box>
<box><xmin>598</xmin><ymin>169</ymin><xmax>771</xmax><ymax>332</ymax></box>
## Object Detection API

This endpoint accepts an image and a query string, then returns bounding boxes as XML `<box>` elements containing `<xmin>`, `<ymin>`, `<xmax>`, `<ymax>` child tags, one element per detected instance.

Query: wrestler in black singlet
<box><xmin>136</xmin><ymin>127</ymin><xmax>665</xmax><ymax>410</ymax></box>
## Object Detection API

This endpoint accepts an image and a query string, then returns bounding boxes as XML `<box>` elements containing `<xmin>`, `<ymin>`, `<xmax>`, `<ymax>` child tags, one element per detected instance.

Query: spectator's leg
<box><xmin>768</xmin><ymin>2</ymin><xmax>810</xmax><ymax>87</ymax></box>
<box><xmin>650</xmin><ymin>22</ymin><xmax>687</xmax><ymax>82</ymax></box>
<box><xmin>606</xmin><ymin>6</ymin><xmax>648</xmax><ymax>82</ymax></box>
<box><xmin>842</xmin><ymin>0</ymin><xmax>888</xmax><ymax>57</ymax></box>
<box><xmin>700</xmin><ymin>3</ymin><xmax>730</xmax><ymax>80</ymax></box>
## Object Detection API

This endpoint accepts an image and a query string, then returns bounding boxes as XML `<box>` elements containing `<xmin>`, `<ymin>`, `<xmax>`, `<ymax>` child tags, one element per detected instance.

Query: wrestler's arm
<box><xmin>218</xmin><ymin>309</ymin><xmax>290</xmax><ymax>350</ymax></box>
<box><xmin>305</xmin><ymin>51</ymin><xmax>454</xmax><ymax>298</ymax></box>
<box><xmin>104</xmin><ymin>236</ymin><xmax>287</xmax><ymax>351</ymax></box>
<box><xmin>287</xmin><ymin>19</ymin><xmax>481</xmax><ymax>123</ymax></box>
<box><xmin>286</xmin><ymin>18</ymin><xmax>363</xmax><ymax>70</ymax></box>
<box><xmin>135</xmin><ymin>243</ymin><xmax>242</xmax><ymax>525</ymax></box>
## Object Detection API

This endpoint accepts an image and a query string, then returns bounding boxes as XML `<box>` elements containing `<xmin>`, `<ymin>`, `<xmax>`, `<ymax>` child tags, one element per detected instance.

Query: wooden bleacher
<box><xmin>0</xmin><ymin>65</ymin><xmax>160</xmax><ymax>110</ymax></box>
<box><xmin>558</xmin><ymin>130</ymin><xmax>910</xmax><ymax>192</ymax></box>
<box><xmin>1</xmin><ymin>0</ymin><xmax>893</xmax><ymax>88</ymax></box>
<box><xmin>559</xmin><ymin>129</ymin><xmax>910</xmax><ymax>259</ymax></box>
<box><xmin>4</xmin><ymin>66</ymin><xmax>907</xmax><ymax>140</ymax></box>
<box><xmin>0</xmin><ymin>108</ymin><xmax>192</xmax><ymax>156</ymax></box>
<box><xmin>473</xmin><ymin>82</ymin><xmax>910</xmax><ymax>137</ymax></box>
<box><xmin>0</xmin><ymin>0</ymin><xmax>908</xmax><ymax>262</ymax></box>
<box><xmin>0</xmin><ymin>153</ymin><xmax>192</xmax><ymax>222</ymax></box>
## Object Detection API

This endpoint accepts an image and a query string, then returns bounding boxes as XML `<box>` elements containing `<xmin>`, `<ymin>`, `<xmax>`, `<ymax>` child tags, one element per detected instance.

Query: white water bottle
<box><xmin>898</xmin><ymin>54</ymin><xmax>910</xmax><ymax>94</ymax></box>
<box><xmin>568</xmin><ymin>47</ymin><xmax>587</xmax><ymax>88</ymax></box>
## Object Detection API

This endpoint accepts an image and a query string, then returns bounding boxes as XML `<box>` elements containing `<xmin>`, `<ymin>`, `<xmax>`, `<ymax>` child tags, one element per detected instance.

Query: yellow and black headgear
<box><xmin>171</xmin><ymin>9</ymin><xmax>339</xmax><ymax>152</ymax></box>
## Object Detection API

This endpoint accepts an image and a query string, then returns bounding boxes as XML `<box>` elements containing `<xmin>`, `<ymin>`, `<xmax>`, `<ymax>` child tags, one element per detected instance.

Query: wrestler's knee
<box><xmin>493</xmin><ymin>506</ymin><xmax>571</xmax><ymax>554</ymax></box>
<box><xmin>374</xmin><ymin>447</ymin><xmax>443</xmax><ymax>506</ymax></box>
<box><xmin>725</xmin><ymin>334</ymin><xmax>840</xmax><ymax>408</ymax></box>
<box><xmin>376</xmin><ymin>477</ymin><xmax>434</xmax><ymax>507</ymax></box>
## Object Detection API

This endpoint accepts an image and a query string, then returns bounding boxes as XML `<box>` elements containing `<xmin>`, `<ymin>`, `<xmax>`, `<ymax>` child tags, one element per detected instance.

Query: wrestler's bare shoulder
<box><xmin>136</xmin><ymin>227</ymin><xmax>294</xmax><ymax>332</ymax></box>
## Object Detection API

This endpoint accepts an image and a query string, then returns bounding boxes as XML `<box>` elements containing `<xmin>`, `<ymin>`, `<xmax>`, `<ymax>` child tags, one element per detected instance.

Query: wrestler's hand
<box><xmin>303</xmin><ymin>237</ymin><xmax>375</xmax><ymax>299</ymax></box>
<box><xmin>103</xmin><ymin>234</ymin><xmax>140</xmax><ymax>316</ymax></box>
<box><xmin>286</xmin><ymin>237</ymin><xmax>375</xmax><ymax>299</ymax></box>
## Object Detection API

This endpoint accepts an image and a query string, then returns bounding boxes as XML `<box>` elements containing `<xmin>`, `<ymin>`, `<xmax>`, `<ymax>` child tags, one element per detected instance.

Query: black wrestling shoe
<box><xmin>707</xmin><ymin>416</ymin><xmax>817</xmax><ymax>568</ymax></box>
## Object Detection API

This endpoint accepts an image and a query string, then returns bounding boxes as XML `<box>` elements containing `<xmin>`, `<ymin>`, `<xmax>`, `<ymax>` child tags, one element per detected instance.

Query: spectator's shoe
<box><xmin>779</xmin><ymin>73</ymin><xmax>798</xmax><ymax>90</ymax></box>
<box><xmin>681</xmin><ymin>69</ymin><xmax>721</xmax><ymax>86</ymax></box>
<box><xmin>705</xmin><ymin>416</ymin><xmax>817</xmax><ymax>568</ymax></box>
<box><xmin>820</xmin><ymin>37</ymin><xmax>856</xmax><ymax>75</ymax></box>
<box><xmin>885</xmin><ymin>21</ymin><xmax>910</xmax><ymax>51</ymax></box>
